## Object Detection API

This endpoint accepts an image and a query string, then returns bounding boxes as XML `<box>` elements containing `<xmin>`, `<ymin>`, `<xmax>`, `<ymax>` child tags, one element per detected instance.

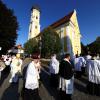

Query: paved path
<box><xmin>0</xmin><ymin>66</ymin><xmax>100</xmax><ymax>100</ymax></box>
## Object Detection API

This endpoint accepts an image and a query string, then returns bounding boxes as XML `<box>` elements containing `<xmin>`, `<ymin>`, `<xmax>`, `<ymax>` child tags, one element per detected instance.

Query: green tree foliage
<box><xmin>88</xmin><ymin>36</ymin><xmax>100</xmax><ymax>54</ymax></box>
<box><xmin>81</xmin><ymin>42</ymin><xmax>87</xmax><ymax>55</ymax></box>
<box><xmin>24</xmin><ymin>38</ymin><xmax>39</xmax><ymax>54</ymax></box>
<box><xmin>41</xmin><ymin>27</ymin><xmax>62</xmax><ymax>57</ymax></box>
<box><xmin>0</xmin><ymin>0</ymin><xmax>19</xmax><ymax>54</ymax></box>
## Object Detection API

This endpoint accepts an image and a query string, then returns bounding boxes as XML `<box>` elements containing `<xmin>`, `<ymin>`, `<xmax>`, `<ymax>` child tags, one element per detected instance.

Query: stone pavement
<box><xmin>0</xmin><ymin>66</ymin><xmax>100</xmax><ymax>100</ymax></box>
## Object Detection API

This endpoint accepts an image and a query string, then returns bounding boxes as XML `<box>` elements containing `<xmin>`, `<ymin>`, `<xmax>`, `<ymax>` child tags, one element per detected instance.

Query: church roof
<box><xmin>31</xmin><ymin>5</ymin><xmax>41</xmax><ymax>12</ymax></box>
<box><xmin>35</xmin><ymin>10</ymin><xmax>75</xmax><ymax>38</ymax></box>
<box><xmin>51</xmin><ymin>11</ymin><xmax>74</xmax><ymax>28</ymax></box>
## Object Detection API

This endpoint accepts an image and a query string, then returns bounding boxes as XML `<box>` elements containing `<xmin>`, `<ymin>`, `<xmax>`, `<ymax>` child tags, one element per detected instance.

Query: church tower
<box><xmin>28</xmin><ymin>5</ymin><xmax>40</xmax><ymax>40</ymax></box>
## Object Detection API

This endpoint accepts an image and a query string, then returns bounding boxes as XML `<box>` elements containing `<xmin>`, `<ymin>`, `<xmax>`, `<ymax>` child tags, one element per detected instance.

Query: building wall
<box><xmin>54</xmin><ymin>10</ymin><xmax>81</xmax><ymax>58</ymax></box>
<box><xmin>70</xmin><ymin>10</ymin><xmax>81</xmax><ymax>55</ymax></box>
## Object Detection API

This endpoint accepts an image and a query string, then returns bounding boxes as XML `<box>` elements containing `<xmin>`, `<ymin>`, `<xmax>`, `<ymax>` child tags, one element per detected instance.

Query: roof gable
<box><xmin>51</xmin><ymin>11</ymin><xmax>74</xmax><ymax>28</ymax></box>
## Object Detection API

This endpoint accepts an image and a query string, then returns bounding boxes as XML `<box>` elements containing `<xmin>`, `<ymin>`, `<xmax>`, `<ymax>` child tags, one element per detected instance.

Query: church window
<box><xmin>36</xmin><ymin>16</ymin><xmax>38</xmax><ymax>19</ymax></box>
<box><xmin>35</xmin><ymin>26</ymin><xmax>37</xmax><ymax>29</ymax></box>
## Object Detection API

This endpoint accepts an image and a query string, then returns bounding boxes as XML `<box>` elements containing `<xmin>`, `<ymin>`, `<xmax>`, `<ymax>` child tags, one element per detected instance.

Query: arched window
<box><xmin>36</xmin><ymin>16</ymin><xmax>38</xmax><ymax>19</ymax></box>
<box><xmin>35</xmin><ymin>26</ymin><xmax>37</xmax><ymax>29</ymax></box>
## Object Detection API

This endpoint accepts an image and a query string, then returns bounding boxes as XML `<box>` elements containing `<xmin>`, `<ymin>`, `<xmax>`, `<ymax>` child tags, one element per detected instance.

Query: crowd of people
<box><xmin>0</xmin><ymin>53</ymin><xmax>41</xmax><ymax>100</ymax></box>
<box><xmin>49</xmin><ymin>53</ymin><xmax>100</xmax><ymax>100</ymax></box>
<box><xmin>0</xmin><ymin>52</ymin><xmax>100</xmax><ymax>100</ymax></box>
<box><xmin>74</xmin><ymin>53</ymin><xmax>100</xmax><ymax>96</ymax></box>
<box><xmin>0</xmin><ymin>54</ymin><xmax>23</xmax><ymax>82</ymax></box>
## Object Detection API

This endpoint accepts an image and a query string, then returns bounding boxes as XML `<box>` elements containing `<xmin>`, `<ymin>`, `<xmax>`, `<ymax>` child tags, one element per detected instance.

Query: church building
<box><xmin>50</xmin><ymin>10</ymin><xmax>81</xmax><ymax>57</ymax></box>
<box><xmin>28</xmin><ymin>6</ymin><xmax>81</xmax><ymax>57</ymax></box>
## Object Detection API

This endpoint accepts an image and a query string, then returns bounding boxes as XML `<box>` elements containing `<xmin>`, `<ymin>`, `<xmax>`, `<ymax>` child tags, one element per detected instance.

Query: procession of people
<box><xmin>0</xmin><ymin>52</ymin><xmax>100</xmax><ymax>100</ymax></box>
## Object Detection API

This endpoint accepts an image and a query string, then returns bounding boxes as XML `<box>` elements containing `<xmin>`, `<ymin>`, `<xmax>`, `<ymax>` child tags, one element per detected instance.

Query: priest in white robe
<box><xmin>78</xmin><ymin>55</ymin><xmax>86</xmax><ymax>75</ymax></box>
<box><xmin>49</xmin><ymin>54</ymin><xmax>59</xmax><ymax>88</ymax></box>
<box><xmin>74</xmin><ymin>55</ymin><xmax>82</xmax><ymax>78</ymax></box>
<box><xmin>87</xmin><ymin>55</ymin><xmax>100</xmax><ymax>96</ymax></box>
<box><xmin>24</xmin><ymin>54</ymin><xmax>41</xmax><ymax>100</ymax></box>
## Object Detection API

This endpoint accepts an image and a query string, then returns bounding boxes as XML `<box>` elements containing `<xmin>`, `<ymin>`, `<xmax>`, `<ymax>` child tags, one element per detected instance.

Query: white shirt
<box><xmin>74</xmin><ymin>56</ymin><xmax>86</xmax><ymax>71</ymax></box>
<box><xmin>5</xmin><ymin>58</ymin><xmax>11</xmax><ymax>66</ymax></box>
<box><xmin>79</xmin><ymin>56</ymin><xmax>86</xmax><ymax>67</ymax></box>
<box><xmin>25</xmin><ymin>61</ymin><xmax>39</xmax><ymax>90</ymax></box>
<box><xmin>87</xmin><ymin>59</ymin><xmax>100</xmax><ymax>84</ymax></box>
<box><xmin>10</xmin><ymin>58</ymin><xmax>22</xmax><ymax>73</ymax></box>
<box><xmin>74</xmin><ymin>57</ymin><xmax>81</xmax><ymax>71</ymax></box>
<box><xmin>49</xmin><ymin>56</ymin><xmax>59</xmax><ymax>74</ymax></box>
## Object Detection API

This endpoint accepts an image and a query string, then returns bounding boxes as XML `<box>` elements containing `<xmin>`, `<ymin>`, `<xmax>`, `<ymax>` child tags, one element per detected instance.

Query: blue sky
<box><xmin>2</xmin><ymin>0</ymin><xmax>100</xmax><ymax>46</ymax></box>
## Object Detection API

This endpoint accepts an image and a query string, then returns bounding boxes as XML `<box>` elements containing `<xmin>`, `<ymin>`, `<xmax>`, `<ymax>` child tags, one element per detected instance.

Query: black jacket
<box><xmin>59</xmin><ymin>60</ymin><xmax>74</xmax><ymax>80</ymax></box>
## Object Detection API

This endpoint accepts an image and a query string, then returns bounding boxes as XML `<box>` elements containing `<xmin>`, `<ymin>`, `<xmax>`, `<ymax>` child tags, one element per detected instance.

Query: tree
<box><xmin>0</xmin><ymin>0</ymin><xmax>19</xmax><ymax>54</ymax></box>
<box><xmin>81</xmin><ymin>42</ymin><xmax>87</xmax><ymax>55</ymax></box>
<box><xmin>41</xmin><ymin>27</ymin><xmax>62</xmax><ymax>57</ymax></box>
<box><xmin>24</xmin><ymin>38</ymin><xmax>39</xmax><ymax>54</ymax></box>
<box><xmin>88</xmin><ymin>36</ymin><xmax>100</xmax><ymax>54</ymax></box>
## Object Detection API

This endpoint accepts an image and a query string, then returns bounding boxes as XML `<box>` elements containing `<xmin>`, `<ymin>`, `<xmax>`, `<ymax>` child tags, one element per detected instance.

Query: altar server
<box><xmin>49</xmin><ymin>54</ymin><xmax>59</xmax><ymax>88</ymax></box>
<box><xmin>87</xmin><ymin>54</ymin><xmax>100</xmax><ymax>96</ymax></box>
<box><xmin>24</xmin><ymin>54</ymin><xmax>41</xmax><ymax>100</ymax></box>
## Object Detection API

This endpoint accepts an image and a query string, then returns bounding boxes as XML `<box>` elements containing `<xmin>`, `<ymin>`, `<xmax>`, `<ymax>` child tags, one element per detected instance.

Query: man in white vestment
<box><xmin>74</xmin><ymin>55</ymin><xmax>83</xmax><ymax>78</ymax></box>
<box><xmin>87</xmin><ymin>54</ymin><xmax>100</xmax><ymax>95</ymax></box>
<box><xmin>9</xmin><ymin>54</ymin><xmax>22</xmax><ymax>83</ymax></box>
<box><xmin>24</xmin><ymin>54</ymin><xmax>40</xmax><ymax>100</ymax></box>
<box><xmin>49</xmin><ymin>54</ymin><xmax>59</xmax><ymax>88</ymax></box>
<box><xmin>78</xmin><ymin>55</ymin><xmax>86</xmax><ymax>75</ymax></box>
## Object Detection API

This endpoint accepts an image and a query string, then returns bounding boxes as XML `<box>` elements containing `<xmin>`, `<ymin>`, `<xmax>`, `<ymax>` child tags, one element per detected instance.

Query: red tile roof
<box><xmin>51</xmin><ymin>11</ymin><xmax>74</xmax><ymax>28</ymax></box>
<box><xmin>35</xmin><ymin>11</ymin><xmax>74</xmax><ymax>38</ymax></box>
